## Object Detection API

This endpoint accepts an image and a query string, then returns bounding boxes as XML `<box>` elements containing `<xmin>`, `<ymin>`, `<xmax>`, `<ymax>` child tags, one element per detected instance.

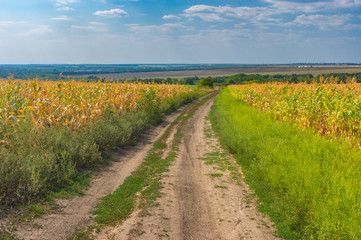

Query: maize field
<box><xmin>0</xmin><ymin>79</ymin><xmax>198</xmax><ymax>206</ymax></box>
<box><xmin>0</xmin><ymin>79</ymin><xmax>192</xmax><ymax>142</ymax></box>
<box><xmin>229</xmin><ymin>81</ymin><xmax>361</xmax><ymax>147</ymax></box>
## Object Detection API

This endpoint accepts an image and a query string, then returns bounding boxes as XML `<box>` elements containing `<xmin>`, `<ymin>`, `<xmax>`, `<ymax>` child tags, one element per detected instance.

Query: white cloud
<box><xmin>186</xmin><ymin>13</ymin><xmax>228</xmax><ymax>22</ymax></box>
<box><xmin>89</xmin><ymin>21</ymin><xmax>106</xmax><ymax>26</ymax></box>
<box><xmin>0</xmin><ymin>21</ymin><xmax>27</xmax><ymax>26</ymax></box>
<box><xmin>57</xmin><ymin>6</ymin><xmax>74</xmax><ymax>11</ymax></box>
<box><xmin>55</xmin><ymin>0</ymin><xmax>78</xmax><ymax>7</ymax></box>
<box><xmin>93</xmin><ymin>8</ymin><xmax>128</xmax><ymax>17</ymax></box>
<box><xmin>126</xmin><ymin>23</ymin><xmax>191</xmax><ymax>34</ymax></box>
<box><xmin>184</xmin><ymin>5</ymin><xmax>264</xmax><ymax>17</ymax></box>
<box><xmin>182</xmin><ymin>2</ymin><xmax>360</xmax><ymax>30</ymax></box>
<box><xmin>0</xmin><ymin>21</ymin><xmax>16</xmax><ymax>26</ymax></box>
<box><xmin>52</xmin><ymin>16</ymin><xmax>72</xmax><ymax>21</ymax></box>
<box><xmin>264</xmin><ymin>0</ymin><xmax>361</xmax><ymax>13</ymax></box>
<box><xmin>333</xmin><ymin>0</ymin><xmax>361</xmax><ymax>8</ymax></box>
<box><xmin>183</xmin><ymin>1</ymin><xmax>361</xmax><ymax>24</ymax></box>
<box><xmin>264</xmin><ymin>0</ymin><xmax>329</xmax><ymax>13</ymax></box>
<box><xmin>162</xmin><ymin>15</ymin><xmax>180</xmax><ymax>20</ymax></box>
<box><xmin>19</xmin><ymin>25</ymin><xmax>52</xmax><ymax>36</ymax></box>
<box><xmin>54</xmin><ymin>0</ymin><xmax>77</xmax><ymax>11</ymax></box>
<box><xmin>71</xmin><ymin>22</ymin><xmax>107</xmax><ymax>31</ymax></box>
<box><xmin>342</xmin><ymin>23</ymin><xmax>361</xmax><ymax>30</ymax></box>
<box><xmin>0</xmin><ymin>21</ymin><xmax>53</xmax><ymax>37</ymax></box>
<box><xmin>183</xmin><ymin>5</ymin><xmax>280</xmax><ymax>23</ymax></box>
<box><xmin>72</xmin><ymin>25</ymin><xmax>97</xmax><ymax>30</ymax></box>
<box><xmin>292</xmin><ymin>14</ymin><xmax>352</xmax><ymax>30</ymax></box>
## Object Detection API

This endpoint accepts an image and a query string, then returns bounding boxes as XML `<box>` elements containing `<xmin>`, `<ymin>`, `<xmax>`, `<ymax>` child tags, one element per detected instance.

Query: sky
<box><xmin>0</xmin><ymin>0</ymin><xmax>361</xmax><ymax>64</ymax></box>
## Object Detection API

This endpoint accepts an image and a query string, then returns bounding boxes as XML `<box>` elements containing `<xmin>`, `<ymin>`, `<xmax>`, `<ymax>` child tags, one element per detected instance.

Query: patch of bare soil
<box><xmin>12</xmin><ymin>105</ymin><xmax>190</xmax><ymax>240</ymax></box>
<box><xmin>95</xmin><ymin>97</ymin><xmax>280</xmax><ymax>240</ymax></box>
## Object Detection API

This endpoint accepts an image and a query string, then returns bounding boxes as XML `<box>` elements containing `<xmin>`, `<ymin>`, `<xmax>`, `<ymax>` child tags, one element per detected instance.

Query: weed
<box><xmin>207</xmin><ymin>173</ymin><xmax>223</xmax><ymax>178</ymax></box>
<box><xmin>0</xmin><ymin>231</ymin><xmax>18</xmax><ymax>240</ymax></box>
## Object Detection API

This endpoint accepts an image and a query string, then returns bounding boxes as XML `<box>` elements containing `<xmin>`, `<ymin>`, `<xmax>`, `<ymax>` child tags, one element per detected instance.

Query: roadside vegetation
<box><xmin>0</xmin><ymin>79</ymin><xmax>202</xmax><ymax>208</ymax></box>
<box><xmin>210</xmin><ymin>87</ymin><xmax>361</xmax><ymax>239</ymax></box>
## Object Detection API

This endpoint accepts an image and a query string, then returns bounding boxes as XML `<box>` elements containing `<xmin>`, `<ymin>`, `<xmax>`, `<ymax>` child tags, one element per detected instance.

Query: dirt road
<box><xmin>13</xmin><ymin>104</ymin><xmax>190</xmax><ymax>240</ymax></box>
<box><xmin>95</xmin><ymin>97</ymin><xmax>279</xmax><ymax>239</ymax></box>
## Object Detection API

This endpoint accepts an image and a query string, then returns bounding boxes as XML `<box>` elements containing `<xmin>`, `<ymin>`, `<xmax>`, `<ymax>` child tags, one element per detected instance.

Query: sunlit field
<box><xmin>0</xmin><ymin>78</ymin><xmax>198</xmax><ymax>206</ymax></box>
<box><xmin>229</xmin><ymin>78</ymin><xmax>361</xmax><ymax>146</ymax></box>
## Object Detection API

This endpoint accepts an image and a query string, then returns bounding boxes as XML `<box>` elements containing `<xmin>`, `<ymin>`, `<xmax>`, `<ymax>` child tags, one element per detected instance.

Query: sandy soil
<box><xmin>13</xmin><ymin>104</ymin><xmax>190</xmax><ymax>240</ymax></box>
<box><xmin>95</xmin><ymin>97</ymin><xmax>280</xmax><ymax>240</ymax></box>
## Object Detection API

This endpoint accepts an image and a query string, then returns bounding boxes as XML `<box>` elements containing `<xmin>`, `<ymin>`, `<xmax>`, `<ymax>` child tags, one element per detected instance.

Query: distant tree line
<box><xmin>2</xmin><ymin>68</ymin><xmax>361</xmax><ymax>86</ymax></box>
<box><xmin>226</xmin><ymin>73</ymin><xmax>361</xmax><ymax>84</ymax></box>
<box><xmin>0</xmin><ymin>69</ymin><xmax>61</xmax><ymax>80</ymax></box>
<box><xmin>113</xmin><ymin>76</ymin><xmax>202</xmax><ymax>85</ymax></box>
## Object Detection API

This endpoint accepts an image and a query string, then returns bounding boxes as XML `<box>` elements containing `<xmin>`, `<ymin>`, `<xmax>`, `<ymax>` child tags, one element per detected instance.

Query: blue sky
<box><xmin>0</xmin><ymin>0</ymin><xmax>361</xmax><ymax>64</ymax></box>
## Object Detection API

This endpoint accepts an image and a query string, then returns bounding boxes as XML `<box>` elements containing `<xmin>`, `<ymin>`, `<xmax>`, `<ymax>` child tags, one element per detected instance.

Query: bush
<box><xmin>197</xmin><ymin>77</ymin><xmax>214</xmax><ymax>88</ymax></box>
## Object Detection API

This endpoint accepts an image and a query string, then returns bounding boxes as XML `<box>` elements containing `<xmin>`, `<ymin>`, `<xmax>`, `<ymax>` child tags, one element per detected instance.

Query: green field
<box><xmin>210</xmin><ymin>88</ymin><xmax>361</xmax><ymax>239</ymax></box>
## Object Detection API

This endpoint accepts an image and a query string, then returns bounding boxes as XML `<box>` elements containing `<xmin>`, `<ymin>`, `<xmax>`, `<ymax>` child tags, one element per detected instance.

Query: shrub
<box><xmin>197</xmin><ymin>77</ymin><xmax>214</xmax><ymax>88</ymax></box>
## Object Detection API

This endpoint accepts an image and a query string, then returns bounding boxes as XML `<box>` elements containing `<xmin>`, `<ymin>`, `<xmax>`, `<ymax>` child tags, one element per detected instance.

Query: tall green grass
<box><xmin>210</xmin><ymin>88</ymin><xmax>361</xmax><ymax>239</ymax></box>
<box><xmin>0</xmin><ymin>92</ymin><xmax>199</xmax><ymax>207</ymax></box>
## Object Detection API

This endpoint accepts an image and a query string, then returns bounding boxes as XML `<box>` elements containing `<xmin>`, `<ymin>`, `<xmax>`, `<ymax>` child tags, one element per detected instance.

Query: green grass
<box><xmin>17</xmin><ymin>204</ymin><xmax>46</xmax><ymax>223</ymax></box>
<box><xmin>92</xmin><ymin>144</ymin><xmax>178</xmax><ymax>225</ymax></box>
<box><xmin>200</xmin><ymin>117</ymin><xmax>243</xmax><ymax>185</ymax></box>
<box><xmin>207</xmin><ymin>173</ymin><xmax>223</xmax><ymax>178</ymax></box>
<box><xmin>69</xmin><ymin>225</ymin><xmax>99</xmax><ymax>240</ymax></box>
<box><xmin>199</xmin><ymin>152</ymin><xmax>231</xmax><ymax>171</ymax></box>
<box><xmin>51</xmin><ymin>172</ymin><xmax>91</xmax><ymax>198</ymax></box>
<box><xmin>210</xmin><ymin>88</ymin><xmax>361</xmax><ymax>239</ymax></box>
<box><xmin>0</xmin><ymin>231</ymin><xmax>17</xmax><ymax>240</ymax></box>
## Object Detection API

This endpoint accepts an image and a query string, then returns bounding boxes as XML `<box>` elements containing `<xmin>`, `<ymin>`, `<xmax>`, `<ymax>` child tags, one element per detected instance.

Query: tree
<box><xmin>197</xmin><ymin>77</ymin><xmax>214</xmax><ymax>88</ymax></box>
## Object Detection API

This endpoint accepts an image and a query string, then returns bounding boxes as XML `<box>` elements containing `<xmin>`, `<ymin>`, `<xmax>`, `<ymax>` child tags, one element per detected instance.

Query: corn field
<box><xmin>0</xmin><ymin>79</ymin><xmax>192</xmax><ymax>143</ymax></box>
<box><xmin>229</xmin><ymin>81</ymin><xmax>361</xmax><ymax>146</ymax></box>
<box><xmin>0</xmin><ymin>79</ymin><xmax>197</xmax><ymax>205</ymax></box>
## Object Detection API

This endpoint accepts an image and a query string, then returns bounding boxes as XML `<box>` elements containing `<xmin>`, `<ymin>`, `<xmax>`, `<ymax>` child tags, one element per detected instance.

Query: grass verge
<box><xmin>210</xmin><ymin>88</ymin><xmax>361</xmax><ymax>239</ymax></box>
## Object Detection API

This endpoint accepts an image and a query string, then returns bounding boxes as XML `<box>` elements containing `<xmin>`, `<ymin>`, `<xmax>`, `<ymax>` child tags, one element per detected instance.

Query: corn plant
<box><xmin>229</xmin><ymin>81</ymin><xmax>361</xmax><ymax>147</ymax></box>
